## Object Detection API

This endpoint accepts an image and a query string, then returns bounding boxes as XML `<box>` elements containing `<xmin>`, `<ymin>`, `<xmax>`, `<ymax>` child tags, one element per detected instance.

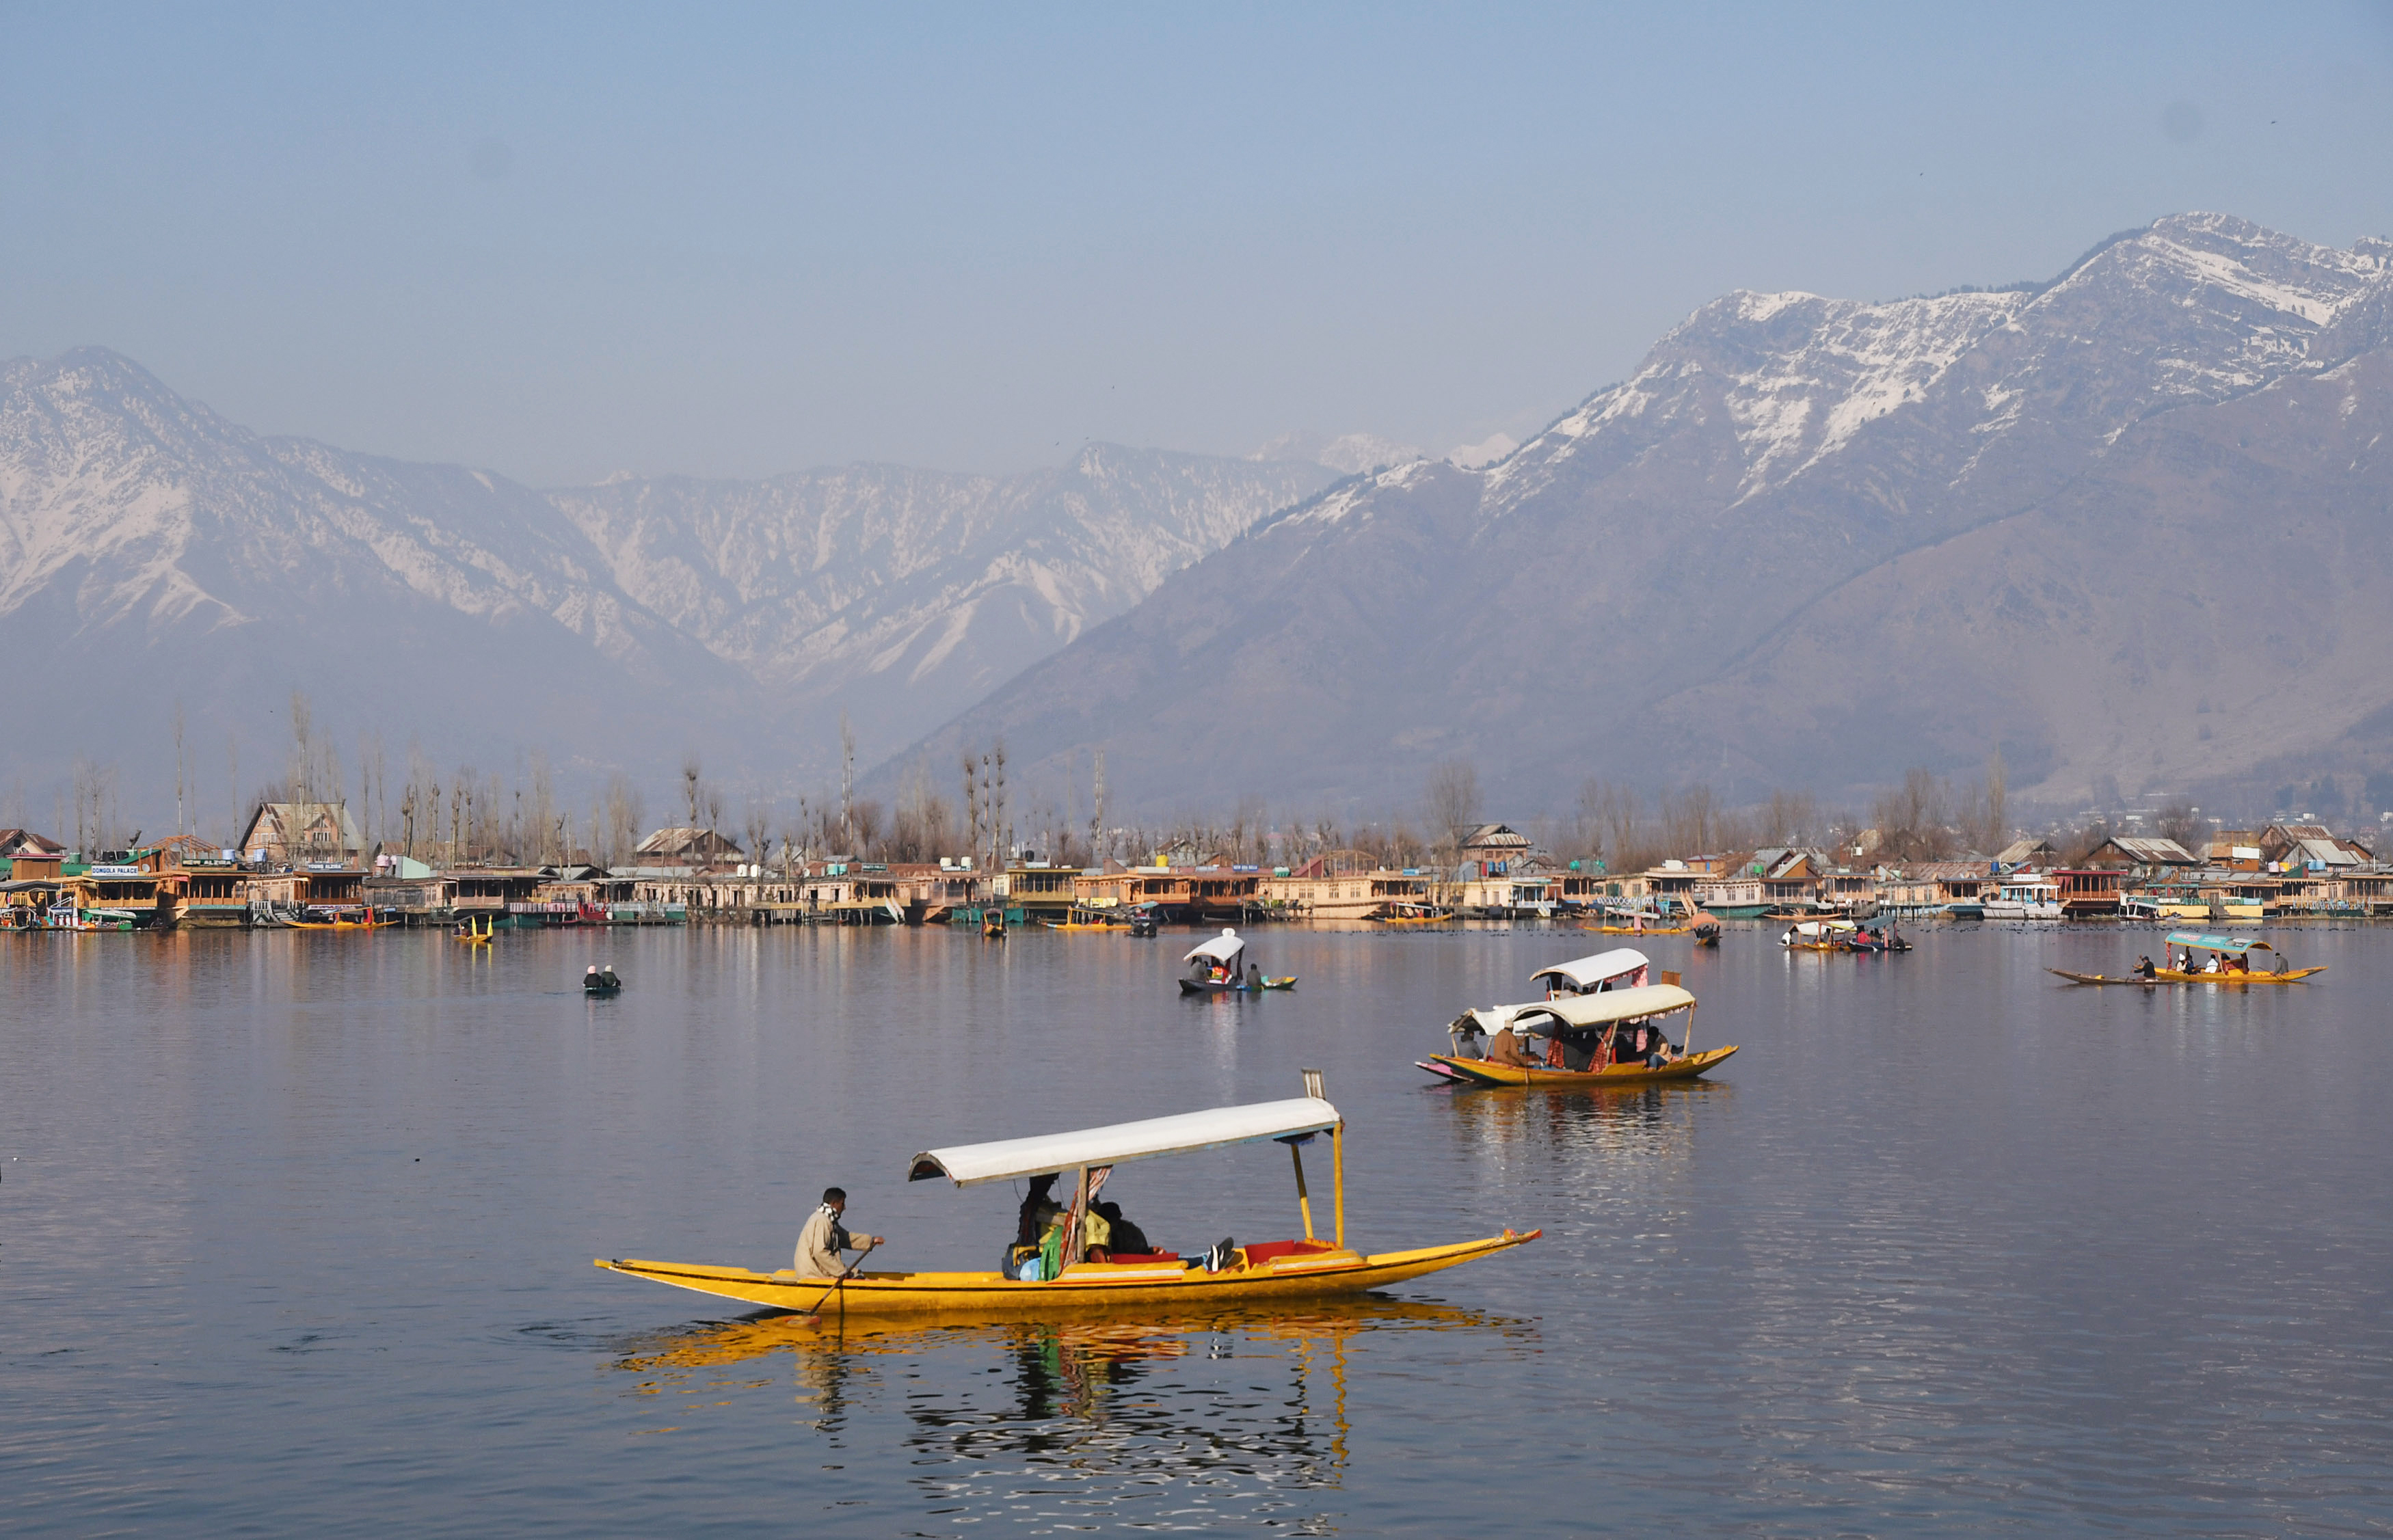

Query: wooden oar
<box><xmin>799</xmin><ymin>1238</ymin><xmax>880</xmax><ymax>1325</ymax></box>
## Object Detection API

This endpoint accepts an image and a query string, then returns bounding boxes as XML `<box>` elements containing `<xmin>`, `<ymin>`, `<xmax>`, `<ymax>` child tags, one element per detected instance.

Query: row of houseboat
<box><xmin>10</xmin><ymin>811</ymin><xmax>2387</xmax><ymax>934</ymax></box>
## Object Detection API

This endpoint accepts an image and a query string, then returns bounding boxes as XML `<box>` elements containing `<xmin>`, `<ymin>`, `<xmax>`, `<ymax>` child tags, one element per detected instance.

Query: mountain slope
<box><xmin>896</xmin><ymin>214</ymin><xmax>2393</xmax><ymax>816</ymax></box>
<box><xmin>0</xmin><ymin>350</ymin><xmax>1335</xmax><ymax>807</ymax></box>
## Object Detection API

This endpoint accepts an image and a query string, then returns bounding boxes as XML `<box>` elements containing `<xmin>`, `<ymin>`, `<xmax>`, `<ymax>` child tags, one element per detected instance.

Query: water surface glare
<box><xmin>5</xmin><ymin>923</ymin><xmax>2389</xmax><ymax>1535</ymax></box>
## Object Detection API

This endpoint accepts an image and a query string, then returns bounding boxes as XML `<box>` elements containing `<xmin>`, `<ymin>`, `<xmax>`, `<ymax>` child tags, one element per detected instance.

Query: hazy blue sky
<box><xmin>5</xmin><ymin>2</ymin><xmax>2393</xmax><ymax>484</ymax></box>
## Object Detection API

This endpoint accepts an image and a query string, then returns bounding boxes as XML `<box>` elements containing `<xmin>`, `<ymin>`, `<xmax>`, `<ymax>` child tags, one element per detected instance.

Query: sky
<box><xmin>5</xmin><ymin>1</ymin><xmax>2393</xmax><ymax>486</ymax></box>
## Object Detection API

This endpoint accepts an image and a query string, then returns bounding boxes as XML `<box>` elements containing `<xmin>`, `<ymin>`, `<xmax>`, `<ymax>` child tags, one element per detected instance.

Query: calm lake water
<box><xmin>5</xmin><ymin>921</ymin><xmax>2390</xmax><ymax>1536</ymax></box>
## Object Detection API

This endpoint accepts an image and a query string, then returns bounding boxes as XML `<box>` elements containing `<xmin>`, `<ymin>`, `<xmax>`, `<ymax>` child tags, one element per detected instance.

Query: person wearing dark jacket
<box><xmin>1095</xmin><ymin>1201</ymin><xmax>1150</xmax><ymax>1257</ymax></box>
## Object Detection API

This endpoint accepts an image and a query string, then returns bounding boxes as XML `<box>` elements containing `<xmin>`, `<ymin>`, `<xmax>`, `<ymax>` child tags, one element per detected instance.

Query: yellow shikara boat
<box><xmin>1421</xmin><ymin>982</ymin><xmax>1738</xmax><ymax>1088</ymax></box>
<box><xmin>598</xmin><ymin>1081</ymin><xmax>1538</xmax><ymax>1317</ymax></box>
<box><xmin>1372</xmin><ymin>902</ymin><xmax>1455</xmax><ymax>926</ymax></box>
<box><xmin>453</xmin><ymin>914</ymin><xmax>494</xmax><ymax>945</ymax></box>
<box><xmin>1045</xmin><ymin>905</ymin><xmax>1125</xmax><ymax>932</ymax></box>
<box><xmin>2049</xmin><ymin>930</ymin><xmax>2324</xmax><ymax>986</ymax></box>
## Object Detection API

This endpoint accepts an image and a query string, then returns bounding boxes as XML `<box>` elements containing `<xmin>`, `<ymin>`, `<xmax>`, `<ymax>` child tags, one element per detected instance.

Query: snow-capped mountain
<box><xmin>0</xmin><ymin>349</ymin><xmax>1335</xmax><ymax>805</ymax></box>
<box><xmin>904</xmin><ymin>214</ymin><xmax>2393</xmax><ymax>815</ymax></box>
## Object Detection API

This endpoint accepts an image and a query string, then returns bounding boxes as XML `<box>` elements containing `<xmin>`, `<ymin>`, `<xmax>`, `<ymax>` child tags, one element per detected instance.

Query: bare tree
<box><xmin>1869</xmin><ymin>768</ymin><xmax>1953</xmax><ymax>861</ymax></box>
<box><xmin>850</xmin><ymin>798</ymin><xmax>884</xmax><ymax>854</ymax></box>
<box><xmin>1660</xmin><ymin>783</ymin><xmax>1720</xmax><ymax>857</ymax></box>
<box><xmin>682</xmin><ymin>753</ymin><xmax>704</xmax><ymax>829</ymax></box>
<box><xmin>742</xmin><ymin>798</ymin><xmax>773</xmax><ymax>868</ymax></box>
<box><xmin>1423</xmin><ymin>760</ymin><xmax>1482</xmax><ymax>846</ymax></box>
<box><xmin>1982</xmin><ymin>748</ymin><xmax>2008</xmax><ymax>854</ymax></box>
<box><xmin>839</xmin><ymin>709</ymin><xmax>856</xmax><ymax>852</ymax></box>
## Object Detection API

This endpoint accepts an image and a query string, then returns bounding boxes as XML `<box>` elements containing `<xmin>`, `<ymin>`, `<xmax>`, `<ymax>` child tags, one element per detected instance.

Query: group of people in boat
<box><xmin>2135</xmin><ymin>947</ymin><xmax>2283</xmax><ymax>977</ymax></box>
<box><xmin>999</xmin><ymin>1173</ymin><xmax>1156</xmax><ymax>1280</ymax></box>
<box><xmin>1467</xmin><ymin>1015</ymin><xmax>1682</xmax><ymax>1072</ymax></box>
<box><xmin>788</xmin><ymin>1175</ymin><xmax>1163</xmax><ymax>1283</ymax></box>
<box><xmin>1190</xmin><ymin>958</ymin><xmax>1268</xmax><ymax>988</ymax></box>
<box><xmin>1780</xmin><ymin>921</ymin><xmax>1906</xmax><ymax>951</ymax></box>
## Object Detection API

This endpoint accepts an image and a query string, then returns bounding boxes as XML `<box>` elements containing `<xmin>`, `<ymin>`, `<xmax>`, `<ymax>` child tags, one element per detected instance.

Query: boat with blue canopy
<box><xmin>2048</xmin><ymin>931</ymin><xmax>2324</xmax><ymax>986</ymax></box>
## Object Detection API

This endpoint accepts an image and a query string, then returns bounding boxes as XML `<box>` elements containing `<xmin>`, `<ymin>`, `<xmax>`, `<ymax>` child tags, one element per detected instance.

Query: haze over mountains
<box><xmin>8</xmin><ymin>212</ymin><xmax>2393</xmax><ymax>832</ymax></box>
<box><xmin>905</xmin><ymin>213</ymin><xmax>2393</xmax><ymax>822</ymax></box>
<box><xmin>0</xmin><ymin>349</ymin><xmax>1332</xmax><ymax>815</ymax></box>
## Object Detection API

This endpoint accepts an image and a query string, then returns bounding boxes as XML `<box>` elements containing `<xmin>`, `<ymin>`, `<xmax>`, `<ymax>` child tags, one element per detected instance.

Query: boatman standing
<box><xmin>795</xmin><ymin>1187</ymin><xmax>883</xmax><ymax>1278</ymax></box>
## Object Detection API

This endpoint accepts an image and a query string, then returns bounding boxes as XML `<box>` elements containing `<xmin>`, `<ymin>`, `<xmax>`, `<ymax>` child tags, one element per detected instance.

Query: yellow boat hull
<box><xmin>1426</xmin><ymin>1045</ymin><xmax>1738</xmax><ymax>1088</ymax></box>
<box><xmin>1585</xmin><ymin>923</ymin><xmax>1692</xmax><ymax>935</ymax></box>
<box><xmin>2153</xmin><ymin>965</ymin><xmax>2323</xmax><ymax>984</ymax></box>
<box><xmin>597</xmin><ymin>1230</ymin><xmax>1538</xmax><ymax>1316</ymax></box>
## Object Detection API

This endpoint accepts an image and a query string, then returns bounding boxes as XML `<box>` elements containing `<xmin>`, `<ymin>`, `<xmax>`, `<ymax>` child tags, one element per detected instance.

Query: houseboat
<box><xmin>1981</xmin><ymin>876</ymin><xmax>2062</xmax><ymax>921</ymax></box>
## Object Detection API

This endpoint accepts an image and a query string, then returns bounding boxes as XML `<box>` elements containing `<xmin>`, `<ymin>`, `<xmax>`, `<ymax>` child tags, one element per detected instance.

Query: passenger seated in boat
<box><xmin>1095</xmin><ymin>1201</ymin><xmax>1151</xmax><ymax>1257</ymax></box>
<box><xmin>1080</xmin><ymin>1204</ymin><xmax>1113</xmax><ymax>1262</ymax></box>
<box><xmin>1016</xmin><ymin>1174</ymin><xmax>1061</xmax><ymax>1247</ymax></box>
<box><xmin>1558</xmin><ymin>1031</ymin><xmax>1596</xmax><ymax>1072</ymax></box>
<box><xmin>1248</xmin><ymin>963</ymin><xmax>1264</xmax><ymax>989</ymax></box>
<box><xmin>1484</xmin><ymin>1026</ymin><xmax>1533</xmax><ymax>1067</ymax></box>
<box><xmin>1004</xmin><ymin>1174</ymin><xmax>1063</xmax><ymax>1279</ymax></box>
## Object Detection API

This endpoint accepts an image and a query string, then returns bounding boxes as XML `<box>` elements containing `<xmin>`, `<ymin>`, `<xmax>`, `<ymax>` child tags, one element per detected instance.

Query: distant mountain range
<box><xmin>0</xmin><ymin>349</ymin><xmax>1334</xmax><ymax>811</ymax></box>
<box><xmin>896</xmin><ymin>213</ymin><xmax>2393</xmax><ymax>820</ymax></box>
<box><xmin>12</xmin><ymin>211</ymin><xmax>2393</xmax><ymax>833</ymax></box>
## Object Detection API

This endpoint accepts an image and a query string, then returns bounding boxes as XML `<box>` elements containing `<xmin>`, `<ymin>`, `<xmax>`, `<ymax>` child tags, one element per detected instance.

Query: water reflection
<box><xmin>611</xmin><ymin>1299</ymin><xmax>1535</xmax><ymax>1529</ymax></box>
<box><xmin>1437</xmin><ymin>1078</ymin><xmax>1729</xmax><ymax>1162</ymax></box>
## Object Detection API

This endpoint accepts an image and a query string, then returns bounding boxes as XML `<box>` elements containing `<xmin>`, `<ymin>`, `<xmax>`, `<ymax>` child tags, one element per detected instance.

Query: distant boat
<box><xmin>1372</xmin><ymin>902</ymin><xmax>1454</xmax><ymax>926</ymax></box>
<box><xmin>2050</xmin><ymin>931</ymin><xmax>2323</xmax><ymax>986</ymax></box>
<box><xmin>1177</xmin><ymin>928</ymin><xmax>1295</xmax><ymax>993</ymax></box>
<box><xmin>1421</xmin><ymin>982</ymin><xmax>1737</xmax><ymax>1088</ymax></box>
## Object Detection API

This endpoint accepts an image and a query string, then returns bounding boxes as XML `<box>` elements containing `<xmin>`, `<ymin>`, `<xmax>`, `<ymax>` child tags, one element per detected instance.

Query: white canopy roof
<box><xmin>1184</xmin><ymin>928</ymin><xmax>1246</xmax><ymax>964</ymax></box>
<box><xmin>1461</xmin><ymin>983</ymin><xmax>1696</xmax><ymax>1037</ymax></box>
<box><xmin>908</xmin><ymin>1096</ymin><xmax>1341</xmax><ymax>1187</ymax></box>
<box><xmin>1529</xmin><ymin>948</ymin><xmax>1648</xmax><ymax>990</ymax></box>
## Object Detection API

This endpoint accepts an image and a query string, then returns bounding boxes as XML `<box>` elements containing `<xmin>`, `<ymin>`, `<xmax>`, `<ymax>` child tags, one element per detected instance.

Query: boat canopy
<box><xmin>2164</xmin><ymin>931</ymin><xmax>2273</xmax><ymax>954</ymax></box>
<box><xmin>1536</xmin><ymin>984</ymin><xmax>1696</xmax><ymax>1028</ymax></box>
<box><xmin>909</xmin><ymin>1096</ymin><xmax>1341</xmax><ymax>1187</ymax></box>
<box><xmin>1184</xmin><ymin>928</ymin><xmax>1246</xmax><ymax>964</ymax></box>
<box><xmin>1529</xmin><ymin>948</ymin><xmax>1648</xmax><ymax>990</ymax></box>
<box><xmin>1459</xmin><ymin>984</ymin><xmax>1696</xmax><ymax>1038</ymax></box>
<box><xmin>1788</xmin><ymin>919</ymin><xmax>1857</xmax><ymax>936</ymax></box>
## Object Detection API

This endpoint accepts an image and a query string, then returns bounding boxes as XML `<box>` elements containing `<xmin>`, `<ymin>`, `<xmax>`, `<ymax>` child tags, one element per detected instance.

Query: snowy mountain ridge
<box><xmin>0</xmin><ymin>349</ymin><xmax>1335</xmax><ymax>800</ymax></box>
<box><xmin>900</xmin><ymin>213</ymin><xmax>2393</xmax><ymax>817</ymax></box>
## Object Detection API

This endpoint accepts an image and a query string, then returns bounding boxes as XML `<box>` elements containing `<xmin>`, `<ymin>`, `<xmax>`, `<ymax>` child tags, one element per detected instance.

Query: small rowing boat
<box><xmin>1045</xmin><ymin>906</ymin><xmax>1123</xmax><ymax>932</ymax></box>
<box><xmin>597</xmin><ymin>1077</ymin><xmax>1536</xmax><ymax>1316</ymax></box>
<box><xmin>1176</xmin><ymin>928</ymin><xmax>1296</xmax><ymax>994</ymax></box>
